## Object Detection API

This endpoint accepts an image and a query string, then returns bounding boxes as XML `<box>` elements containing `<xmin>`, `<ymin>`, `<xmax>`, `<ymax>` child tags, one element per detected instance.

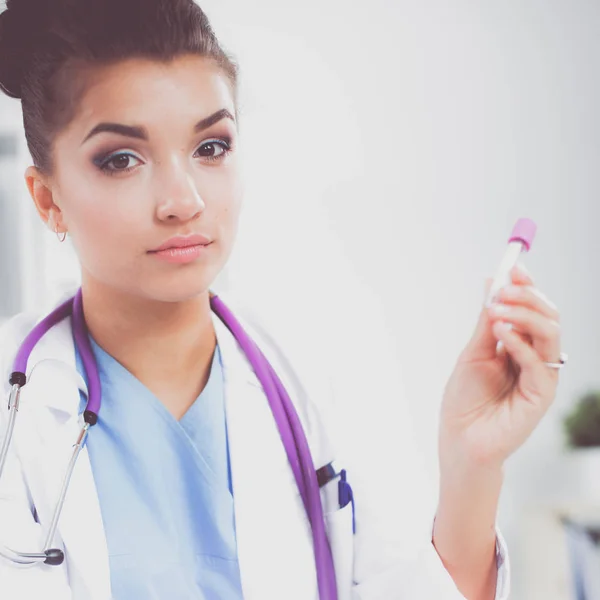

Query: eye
<box><xmin>95</xmin><ymin>151</ymin><xmax>143</xmax><ymax>175</ymax></box>
<box><xmin>194</xmin><ymin>138</ymin><xmax>232</xmax><ymax>162</ymax></box>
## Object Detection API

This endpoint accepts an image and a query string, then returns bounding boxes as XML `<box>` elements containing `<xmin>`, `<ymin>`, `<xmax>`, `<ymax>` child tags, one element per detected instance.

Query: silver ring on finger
<box><xmin>544</xmin><ymin>352</ymin><xmax>568</xmax><ymax>370</ymax></box>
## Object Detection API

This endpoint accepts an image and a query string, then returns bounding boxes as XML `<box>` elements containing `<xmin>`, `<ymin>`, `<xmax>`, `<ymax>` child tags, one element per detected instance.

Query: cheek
<box><xmin>211</xmin><ymin>164</ymin><xmax>244</xmax><ymax>227</ymax></box>
<box><xmin>215</xmin><ymin>191</ymin><xmax>243</xmax><ymax>247</ymax></box>
<box><xmin>57</xmin><ymin>175</ymin><xmax>144</xmax><ymax>266</ymax></box>
<box><xmin>72</xmin><ymin>197</ymin><xmax>130</xmax><ymax>242</ymax></box>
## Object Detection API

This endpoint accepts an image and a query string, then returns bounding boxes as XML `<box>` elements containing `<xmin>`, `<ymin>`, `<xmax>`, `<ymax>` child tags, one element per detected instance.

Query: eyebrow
<box><xmin>81</xmin><ymin>108</ymin><xmax>235</xmax><ymax>145</ymax></box>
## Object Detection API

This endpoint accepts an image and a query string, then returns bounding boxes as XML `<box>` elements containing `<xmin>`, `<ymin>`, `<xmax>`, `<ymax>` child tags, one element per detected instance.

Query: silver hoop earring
<box><xmin>55</xmin><ymin>224</ymin><xmax>67</xmax><ymax>243</ymax></box>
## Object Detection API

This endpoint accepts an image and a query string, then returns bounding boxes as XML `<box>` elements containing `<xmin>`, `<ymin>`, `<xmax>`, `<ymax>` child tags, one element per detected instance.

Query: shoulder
<box><xmin>214</xmin><ymin>290</ymin><xmax>341</xmax><ymax>460</ymax></box>
<box><xmin>0</xmin><ymin>292</ymin><xmax>73</xmax><ymax>387</ymax></box>
<box><xmin>215</xmin><ymin>290</ymin><xmax>335</xmax><ymax>405</ymax></box>
<box><xmin>0</xmin><ymin>311</ymin><xmax>40</xmax><ymax>383</ymax></box>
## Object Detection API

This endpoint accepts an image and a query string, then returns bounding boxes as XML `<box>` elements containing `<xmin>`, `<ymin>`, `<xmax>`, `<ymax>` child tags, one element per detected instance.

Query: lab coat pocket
<box><xmin>324</xmin><ymin>501</ymin><xmax>355</xmax><ymax>600</ymax></box>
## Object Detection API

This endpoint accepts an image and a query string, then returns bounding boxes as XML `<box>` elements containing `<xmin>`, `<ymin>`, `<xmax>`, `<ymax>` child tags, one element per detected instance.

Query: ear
<box><xmin>24</xmin><ymin>166</ymin><xmax>64</xmax><ymax>233</ymax></box>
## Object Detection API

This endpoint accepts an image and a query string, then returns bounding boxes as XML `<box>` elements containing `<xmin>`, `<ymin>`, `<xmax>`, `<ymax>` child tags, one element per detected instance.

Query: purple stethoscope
<box><xmin>0</xmin><ymin>289</ymin><xmax>345</xmax><ymax>600</ymax></box>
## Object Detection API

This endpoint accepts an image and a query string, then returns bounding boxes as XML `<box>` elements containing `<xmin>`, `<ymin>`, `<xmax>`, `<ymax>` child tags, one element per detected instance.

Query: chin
<box><xmin>143</xmin><ymin>267</ymin><xmax>222</xmax><ymax>304</ymax></box>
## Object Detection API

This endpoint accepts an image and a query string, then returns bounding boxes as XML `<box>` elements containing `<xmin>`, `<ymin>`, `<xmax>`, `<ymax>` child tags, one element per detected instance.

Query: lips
<box><xmin>149</xmin><ymin>234</ymin><xmax>213</xmax><ymax>253</ymax></box>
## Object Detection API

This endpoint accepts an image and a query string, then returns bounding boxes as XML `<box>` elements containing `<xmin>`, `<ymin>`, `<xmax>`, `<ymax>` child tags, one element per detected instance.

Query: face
<box><xmin>36</xmin><ymin>54</ymin><xmax>242</xmax><ymax>303</ymax></box>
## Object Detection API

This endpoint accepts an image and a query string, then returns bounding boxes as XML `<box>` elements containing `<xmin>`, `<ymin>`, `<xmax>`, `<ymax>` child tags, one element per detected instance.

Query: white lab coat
<box><xmin>0</xmin><ymin>293</ymin><xmax>510</xmax><ymax>600</ymax></box>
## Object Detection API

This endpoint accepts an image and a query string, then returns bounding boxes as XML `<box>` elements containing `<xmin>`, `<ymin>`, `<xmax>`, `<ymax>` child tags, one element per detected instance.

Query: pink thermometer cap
<box><xmin>508</xmin><ymin>218</ymin><xmax>537</xmax><ymax>251</ymax></box>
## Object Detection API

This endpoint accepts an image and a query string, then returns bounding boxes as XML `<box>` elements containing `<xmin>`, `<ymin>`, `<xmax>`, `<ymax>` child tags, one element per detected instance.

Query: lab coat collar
<box><xmin>211</xmin><ymin>308</ymin><xmax>261</xmax><ymax>389</ymax></box>
<box><xmin>213</xmin><ymin>308</ymin><xmax>320</xmax><ymax>599</ymax></box>
<box><xmin>20</xmin><ymin>315</ymin><xmax>82</xmax><ymax>418</ymax></box>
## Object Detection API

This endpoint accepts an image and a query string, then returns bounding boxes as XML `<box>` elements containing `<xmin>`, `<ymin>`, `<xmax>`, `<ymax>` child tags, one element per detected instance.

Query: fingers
<box><xmin>497</xmin><ymin>285</ymin><xmax>559</xmax><ymax>322</ymax></box>
<box><xmin>492</xmin><ymin>321</ymin><xmax>537</xmax><ymax>364</ymax></box>
<box><xmin>493</xmin><ymin>263</ymin><xmax>561</xmax><ymax>362</ymax></box>
<box><xmin>488</xmin><ymin>303</ymin><xmax>561</xmax><ymax>363</ymax></box>
<box><xmin>465</xmin><ymin>265</ymin><xmax>561</xmax><ymax>365</ymax></box>
<box><xmin>492</xmin><ymin>321</ymin><xmax>548</xmax><ymax>377</ymax></box>
<box><xmin>511</xmin><ymin>263</ymin><xmax>534</xmax><ymax>286</ymax></box>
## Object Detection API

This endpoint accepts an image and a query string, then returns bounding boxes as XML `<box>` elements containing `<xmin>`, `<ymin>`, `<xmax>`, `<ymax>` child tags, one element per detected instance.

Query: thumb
<box><xmin>461</xmin><ymin>278</ymin><xmax>499</xmax><ymax>361</ymax></box>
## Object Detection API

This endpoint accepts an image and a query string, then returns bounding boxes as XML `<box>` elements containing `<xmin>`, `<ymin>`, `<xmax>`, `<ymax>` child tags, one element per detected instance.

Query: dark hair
<box><xmin>0</xmin><ymin>0</ymin><xmax>238</xmax><ymax>174</ymax></box>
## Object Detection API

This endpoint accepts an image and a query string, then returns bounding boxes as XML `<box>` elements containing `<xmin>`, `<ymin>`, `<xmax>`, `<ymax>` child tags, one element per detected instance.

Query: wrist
<box><xmin>439</xmin><ymin>456</ymin><xmax>505</xmax><ymax>491</ymax></box>
<box><xmin>439</xmin><ymin>426</ymin><xmax>506</xmax><ymax>480</ymax></box>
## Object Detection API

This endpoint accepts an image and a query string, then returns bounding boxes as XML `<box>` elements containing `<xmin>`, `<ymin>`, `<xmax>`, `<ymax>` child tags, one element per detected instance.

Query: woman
<box><xmin>0</xmin><ymin>0</ymin><xmax>563</xmax><ymax>598</ymax></box>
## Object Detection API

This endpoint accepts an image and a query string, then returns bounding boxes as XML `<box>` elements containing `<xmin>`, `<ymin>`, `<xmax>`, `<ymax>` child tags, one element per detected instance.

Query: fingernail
<box><xmin>530</xmin><ymin>287</ymin><xmax>558</xmax><ymax>311</ymax></box>
<box><xmin>490</xmin><ymin>304</ymin><xmax>511</xmax><ymax>316</ymax></box>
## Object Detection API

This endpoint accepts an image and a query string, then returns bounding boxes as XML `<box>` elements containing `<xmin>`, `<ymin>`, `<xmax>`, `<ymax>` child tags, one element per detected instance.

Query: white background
<box><xmin>1</xmin><ymin>2</ymin><xmax>599</xmax><ymax>597</ymax></box>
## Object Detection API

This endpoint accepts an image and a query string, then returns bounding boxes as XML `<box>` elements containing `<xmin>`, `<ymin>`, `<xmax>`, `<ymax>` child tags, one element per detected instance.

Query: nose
<box><xmin>155</xmin><ymin>160</ymin><xmax>206</xmax><ymax>223</ymax></box>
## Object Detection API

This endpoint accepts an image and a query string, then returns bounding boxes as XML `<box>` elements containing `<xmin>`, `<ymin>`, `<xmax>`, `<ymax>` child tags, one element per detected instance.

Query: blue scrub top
<box><xmin>75</xmin><ymin>336</ymin><xmax>244</xmax><ymax>599</ymax></box>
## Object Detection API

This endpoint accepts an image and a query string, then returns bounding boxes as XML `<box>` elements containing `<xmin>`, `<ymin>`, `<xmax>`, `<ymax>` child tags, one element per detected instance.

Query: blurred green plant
<box><xmin>564</xmin><ymin>391</ymin><xmax>600</xmax><ymax>448</ymax></box>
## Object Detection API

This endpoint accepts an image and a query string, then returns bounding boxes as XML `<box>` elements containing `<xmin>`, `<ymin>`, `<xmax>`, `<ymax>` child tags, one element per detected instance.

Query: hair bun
<box><xmin>0</xmin><ymin>0</ymin><xmax>55</xmax><ymax>98</ymax></box>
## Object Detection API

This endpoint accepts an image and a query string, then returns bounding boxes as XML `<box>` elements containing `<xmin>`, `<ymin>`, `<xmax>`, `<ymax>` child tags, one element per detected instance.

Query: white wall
<box><xmin>1</xmin><ymin>2</ymin><xmax>599</xmax><ymax>597</ymax></box>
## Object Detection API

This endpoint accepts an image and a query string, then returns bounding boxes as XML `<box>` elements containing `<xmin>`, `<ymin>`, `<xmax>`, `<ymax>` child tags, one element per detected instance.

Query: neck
<box><xmin>79</xmin><ymin>278</ymin><xmax>216</xmax><ymax>415</ymax></box>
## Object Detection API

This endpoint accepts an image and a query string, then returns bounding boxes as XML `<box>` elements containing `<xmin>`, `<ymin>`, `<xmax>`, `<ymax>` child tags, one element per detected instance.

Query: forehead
<box><xmin>63</xmin><ymin>55</ymin><xmax>236</xmax><ymax>138</ymax></box>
